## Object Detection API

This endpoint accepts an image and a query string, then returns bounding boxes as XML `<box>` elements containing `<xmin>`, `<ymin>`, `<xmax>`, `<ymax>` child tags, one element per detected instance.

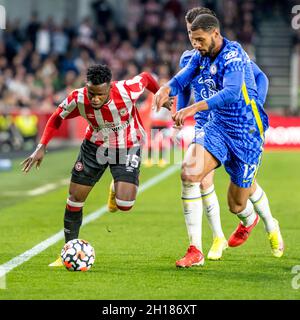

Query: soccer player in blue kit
<box><xmin>153</xmin><ymin>13</ymin><xmax>284</xmax><ymax>267</ymax></box>
<box><xmin>176</xmin><ymin>7</ymin><xmax>281</xmax><ymax>263</ymax></box>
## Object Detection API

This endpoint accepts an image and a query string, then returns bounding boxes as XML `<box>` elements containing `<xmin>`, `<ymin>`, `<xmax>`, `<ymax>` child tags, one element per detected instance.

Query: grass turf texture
<box><xmin>0</xmin><ymin>148</ymin><xmax>300</xmax><ymax>300</ymax></box>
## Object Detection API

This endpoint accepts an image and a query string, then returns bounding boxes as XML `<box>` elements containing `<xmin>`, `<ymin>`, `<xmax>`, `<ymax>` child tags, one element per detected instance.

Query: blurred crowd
<box><xmin>0</xmin><ymin>0</ymin><xmax>259</xmax><ymax>151</ymax></box>
<box><xmin>0</xmin><ymin>0</ymin><xmax>259</xmax><ymax>113</ymax></box>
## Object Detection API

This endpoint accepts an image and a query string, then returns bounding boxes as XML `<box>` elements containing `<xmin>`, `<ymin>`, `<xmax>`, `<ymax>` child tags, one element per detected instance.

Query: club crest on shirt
<box><xmin>74</xmin><ymin>161</ymin><xmax>84</xmax><ymax>171</ymax></box>
<box><xmin>119</xmin><ymin>108</ymin><xmax>128</xmax><ymax>117</ymax></box>
<box><xmin>210</xmin><ymin>64</ymin><xmax>217</xmax><ymax>75</ymax></box>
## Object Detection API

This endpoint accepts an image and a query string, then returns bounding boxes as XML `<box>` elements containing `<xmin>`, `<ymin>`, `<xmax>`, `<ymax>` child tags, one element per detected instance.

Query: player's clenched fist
<box><xmin>172</xmin><ymin>104</ymin><xmax>199</xmax><ymax>126</ymax></box>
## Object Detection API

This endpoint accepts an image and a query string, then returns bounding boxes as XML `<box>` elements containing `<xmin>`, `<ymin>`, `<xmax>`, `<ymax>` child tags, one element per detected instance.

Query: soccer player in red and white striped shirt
<box><xmin>21</xmin><ymin>64</ymin><xmax>160</xmax><ymax>266</ymax></box>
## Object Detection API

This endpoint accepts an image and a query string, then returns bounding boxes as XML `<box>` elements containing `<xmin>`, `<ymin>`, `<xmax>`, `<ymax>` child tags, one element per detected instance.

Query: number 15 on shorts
<box><xmin>126</xmin><ymin>154</ymin><xmax>140</xmax><ymax>168</ymax></box>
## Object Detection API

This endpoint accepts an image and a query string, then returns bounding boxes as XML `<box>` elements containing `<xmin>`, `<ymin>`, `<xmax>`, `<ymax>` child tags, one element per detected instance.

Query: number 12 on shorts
<box><xmin>243</xmin><ymin>164</ymin><xmax>257</xmax><ymax>183</ymax></box>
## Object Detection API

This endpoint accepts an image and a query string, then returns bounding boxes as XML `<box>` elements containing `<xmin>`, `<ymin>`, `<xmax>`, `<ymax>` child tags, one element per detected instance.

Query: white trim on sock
<box><xmin>115</xmin><ymin>198</ymin><xmax>135</xmax><ymax>207</ymax></box>
<box><xmin>67</xmin><ymin>198</ymin><xmax>84</xmax><ymax>208</ymax></box>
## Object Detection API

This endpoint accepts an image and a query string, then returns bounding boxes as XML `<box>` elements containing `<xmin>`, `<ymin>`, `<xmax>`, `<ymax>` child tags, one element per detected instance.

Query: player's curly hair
<box><xmin>86</xmin><ymin>64</ymin><xmax>112</xmax><ymax>85</ymax></box>
<box><xmin>185</xmin><ymin>7</ymin><xmax>216</xmax><ymax>24</ymax></box>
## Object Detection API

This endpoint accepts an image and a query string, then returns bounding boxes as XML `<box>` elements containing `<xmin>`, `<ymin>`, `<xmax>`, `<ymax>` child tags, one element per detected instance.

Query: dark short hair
<box><xmin>190</xmin><ymin>14</ymin><xmax>220</xmax><ymax>32</ymax></box>
<box><xmin>86</xmin><ymin>64</ymin><xmax>112</xmax><ymax>85</ymax></box>
<box><xmin>185</xmin><ymin>7</ymin><xmax>216</xmax><ymax>24</ymax></box>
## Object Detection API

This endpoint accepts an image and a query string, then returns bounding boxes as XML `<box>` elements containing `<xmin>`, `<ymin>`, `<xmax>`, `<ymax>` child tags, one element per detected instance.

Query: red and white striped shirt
<box><xmin>40</xmin><ymin>72</ymin><xmax>159</xmax><ymax>149</ymax></box>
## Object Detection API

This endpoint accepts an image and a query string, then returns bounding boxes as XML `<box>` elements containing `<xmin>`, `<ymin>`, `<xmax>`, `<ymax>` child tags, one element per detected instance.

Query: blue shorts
<box><xmin>192</xmin><ymin>122</ymin><xmax>263</xmax><ymax>188</ymax></box>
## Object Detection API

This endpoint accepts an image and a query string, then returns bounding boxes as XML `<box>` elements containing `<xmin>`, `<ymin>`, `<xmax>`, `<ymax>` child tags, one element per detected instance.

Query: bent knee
<box><xmin>181</xmin><ymin>170</ymin><xmax>201</xmax><ymax>183</ymax></box>
<box><xmin>181</xmin><ymin>163</ymin><xmax>206</xmax><ymax>183</ymax></box>
<box><xmin>116</xmin><ymin>198</ymin><xmax>135</xmax><ymax>211</ymax></box>
<box><xmin>228</xmin><ymin>202</ymin><xmax>246</xmax><ymax>214</ymax></box>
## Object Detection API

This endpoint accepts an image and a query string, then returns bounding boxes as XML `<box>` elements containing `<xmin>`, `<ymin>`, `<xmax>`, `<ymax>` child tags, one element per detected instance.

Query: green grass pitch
<box><xmin>0</xmin><ymin>147</ymin><xmax>300</xmax><ymax>300</ymax></box>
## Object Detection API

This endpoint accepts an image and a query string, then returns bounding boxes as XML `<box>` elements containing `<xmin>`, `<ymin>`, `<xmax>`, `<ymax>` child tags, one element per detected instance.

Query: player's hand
<box><xmin>161</xmin><ymin>97</ymin><xmax>174</xmax><ymax>111</ymax></box>
<box><xmin>172</xmin><ymin>105</ymin><xmax>198</xmax><ymax>127</ymax></box>
<box><xmin>152</xmin><ymin>86</ymin><xmax>171</xmax><ymax>112</ymax></box>
<box><xmin>21</xmin><ymin>144</ymin><xmax>46</xmax><ymax>173</ymax></box>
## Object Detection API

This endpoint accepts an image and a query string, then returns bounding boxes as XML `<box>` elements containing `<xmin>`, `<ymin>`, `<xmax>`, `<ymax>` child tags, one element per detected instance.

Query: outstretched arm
<box><xmin>172</xmin><ymin>70</ymin><xmax>244</xmax><ymax>126</ymax></box>
<box><xmin>21</xmin><ymin>89</ymin><xmax>80</xmax><ymax>173</ymax></box>
<box><xmin>137</xmin><ymin>72</ymin><xmax>174</xmax><ymax>110</ymax></box>
<box><xmin>139</xmin><ymin>72</ymin><xmax>160</xmax><ymax>94</ymax></box>
<box><xmin>21</xmin><ymin>107</ymin><xmax>64</xmax><ymax>173</ymax></box>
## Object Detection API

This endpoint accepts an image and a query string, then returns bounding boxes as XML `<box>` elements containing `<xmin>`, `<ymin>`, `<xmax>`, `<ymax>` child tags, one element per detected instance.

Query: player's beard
<box><xmin>207</xmin><ymin>37</ymin><xmax>216</xmax><ymax>58</ymax></box>
<box><xmin>199</xmin><ymin>37</ymin><xmax>215</xmax><ymax>57</ymax></box>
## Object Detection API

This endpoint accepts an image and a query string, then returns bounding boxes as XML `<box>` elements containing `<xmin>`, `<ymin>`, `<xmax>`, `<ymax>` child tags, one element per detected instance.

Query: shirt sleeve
<box><xmin>39</xmin><ymin>107</ymin><xmax>64</xmax><ymax>146</ymax></box>
<box><xmin>40</xmin><ymin>91</ymin><xmax>80</xmax><ymax>146</ymax></box>
<box><xmin>125</xmin><ymin>72</ymin><xmax>159</xmax><ymax>102</ymax></box>
<box><xmin>223</xmin><ymin>48</ymin><xmax>245</xmax><ymax>74</ymax></box>
<box><xmin>58</xmin><ymin>90</ymin><xmax>80</xmax><ymax>119</ymax></box>
<box><xmin>205</xmin><ymin>71</ymin><xmax>244</xmax><ymax>110</ymax></box>
<box><xmin>251</xmin><ymin>61</ymin><xmax>269</xmax><ymax>105</ymax></box>
<box><xmin>167</xmin><ymin>51</ymin><xmax>200</xmax><ymax>96</ymax></box>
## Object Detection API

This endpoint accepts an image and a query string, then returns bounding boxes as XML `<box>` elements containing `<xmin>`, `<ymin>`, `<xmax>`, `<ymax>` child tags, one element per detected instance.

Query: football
<box><xmin>61</xmin><ymin>239</ymin><xmax>95</xmax><ymax>271</ymax></box>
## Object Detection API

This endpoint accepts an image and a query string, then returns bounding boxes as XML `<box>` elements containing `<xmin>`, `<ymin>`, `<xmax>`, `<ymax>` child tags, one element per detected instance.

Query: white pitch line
<box><xmin>0</xmin><ymin>165</ymin><xmax>179</xmax><ymax>283</ymax></box>
<box><xmin>27</xmin><ymin>178</ymin><xmax>70</xmax><ymax>196</ymax></box>
<box><xmin>2</xmin><ymin>178</ymin><xmax>70</xmax><ymax>197</ymax></box>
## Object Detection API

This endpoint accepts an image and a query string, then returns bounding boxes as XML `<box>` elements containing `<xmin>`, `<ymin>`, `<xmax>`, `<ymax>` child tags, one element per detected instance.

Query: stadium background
<box><xmin>0</xmin><ymin>0</ymin><xmax>300</xmax><ymax>302</ymax></box>
<box><xmin>0</xmin><ymin>0</ymin><xmax>300</xmax><ymax>159</ymax></box>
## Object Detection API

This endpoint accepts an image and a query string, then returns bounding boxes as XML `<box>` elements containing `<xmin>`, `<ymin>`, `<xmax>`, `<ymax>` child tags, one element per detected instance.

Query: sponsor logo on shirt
<box><xmin>93</xmin><ymin>119</ymin><xmax>131</xmax><ymax>132</ymax></box>
<box><xmin>224</xmin><ymin>57</ymin><xmax>242</xmax><ymax>66</ymax></box>
<box><xmin>224</xmin><ymin>51</ymin><xmax>238</xmax><ymax>60</ymax></box>
<box><xmin>197</xmin><ymin>77</ymin><xmax>218</xmax><ymax>99</ymax></box>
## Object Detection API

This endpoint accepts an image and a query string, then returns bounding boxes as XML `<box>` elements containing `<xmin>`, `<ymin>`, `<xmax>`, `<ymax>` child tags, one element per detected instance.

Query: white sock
<box><xmin>201</xmin><ymin>185</ymin><xmax>224</xmax><ymax>238</ymax></box>
<box><xmin>250</xmin><ymin>184</ymin><xmax>276</xmax><ymax>232</ymax></box>
<box><xmin>182</xmin><ymin>181</ymin><xmax>203</xmax><ymax>252</ymax></box>
<box><xmin>237</xmin><ymin>200</ymin><xmax>256</xmax><ymax>227</ymax></box>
